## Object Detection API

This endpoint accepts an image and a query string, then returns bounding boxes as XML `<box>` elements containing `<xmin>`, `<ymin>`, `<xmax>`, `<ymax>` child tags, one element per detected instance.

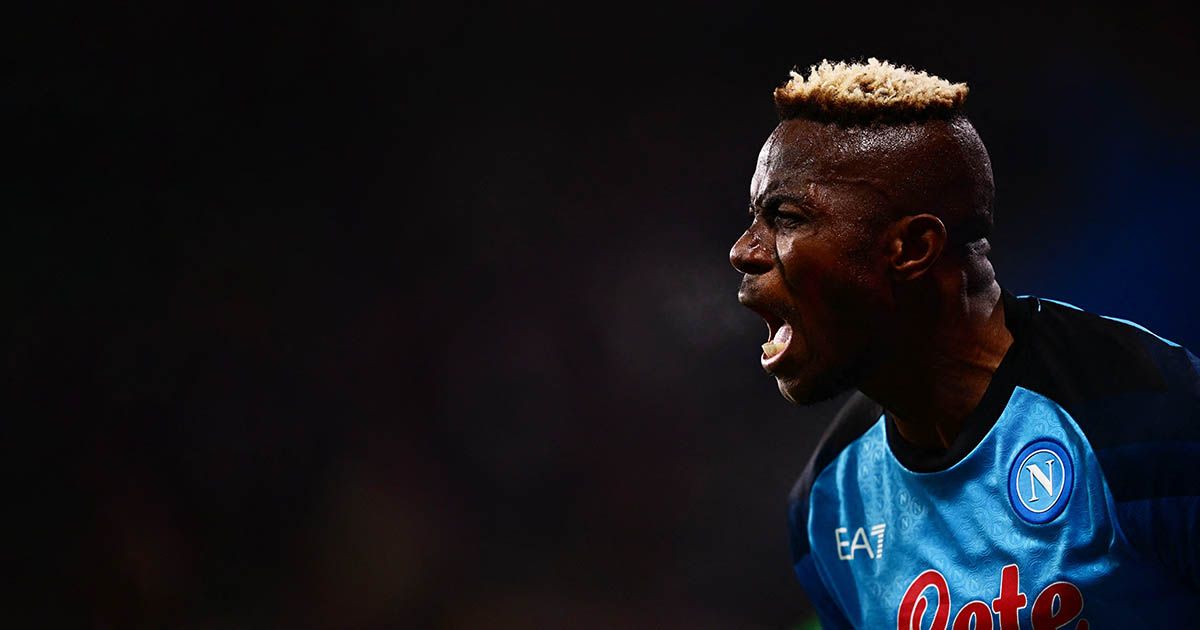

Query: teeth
<box><xmin>762</xmin><ymin>341</ymin><xmax>786</xmax><ymax>359</ymax></box>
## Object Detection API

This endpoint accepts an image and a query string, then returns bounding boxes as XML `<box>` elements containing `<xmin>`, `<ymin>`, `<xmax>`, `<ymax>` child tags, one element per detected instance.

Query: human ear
<box><xmin>886</xmin><ymin>214</ymin><xmax>947</xmax><ymax>281</ymax></box>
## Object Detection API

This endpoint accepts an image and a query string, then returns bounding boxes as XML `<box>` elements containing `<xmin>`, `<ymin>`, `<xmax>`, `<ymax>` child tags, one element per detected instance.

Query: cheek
<box><xmin>778</xmin><ymin>241</ymin><xmax>885</xmax><ymax>329</ymax></box>
<box><xmin>774</xmin><ymin>242</ymin><xmax>821</xmax><ymax>297</ymax></box>
<box><xmin>776</xmin><ymin>238</ymin><xmax>854</xmax><ymax>296</ymax></box>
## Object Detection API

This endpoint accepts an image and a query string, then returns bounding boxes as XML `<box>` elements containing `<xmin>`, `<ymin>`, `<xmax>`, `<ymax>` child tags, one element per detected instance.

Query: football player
<box><xmin>730</xmin><ymin>58</ymin><xmax>1200</xmax><ymax>628</ymax></box>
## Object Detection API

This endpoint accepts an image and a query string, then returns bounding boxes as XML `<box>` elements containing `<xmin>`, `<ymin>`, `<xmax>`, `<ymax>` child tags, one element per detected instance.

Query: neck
<box><xmin>859</xmin><ymin>249</ymin><xmax>1013</xmax><ymax>451</ymax></box>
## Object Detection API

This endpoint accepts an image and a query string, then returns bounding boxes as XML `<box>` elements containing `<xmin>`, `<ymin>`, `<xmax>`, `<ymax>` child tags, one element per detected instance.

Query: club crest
<box><xmin>1008</xmin><ymin>439</ymin><xmax>1073</xmax><ymax>524</ymax></box>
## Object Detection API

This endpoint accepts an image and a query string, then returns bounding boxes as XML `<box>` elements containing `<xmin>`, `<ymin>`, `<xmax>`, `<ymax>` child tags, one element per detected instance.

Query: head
<box><xmin>730</xmin><ymin>58</ymin><xmax>995</xmax><ymax>404</ymax></box>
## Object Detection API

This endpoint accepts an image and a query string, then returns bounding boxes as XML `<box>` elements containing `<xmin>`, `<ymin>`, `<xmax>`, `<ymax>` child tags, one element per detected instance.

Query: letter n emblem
<box><xmin>1008</xmin><ymin>439</ymin><xmax>1073</xmax><ymax>524</ymax></box>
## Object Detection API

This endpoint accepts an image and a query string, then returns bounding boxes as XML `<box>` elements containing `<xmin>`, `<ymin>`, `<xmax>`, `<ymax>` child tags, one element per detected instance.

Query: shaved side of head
<box><xmin>836</xmin><ymin>117</ymin><xmax>995</xmax><ymax>247</ymax></box>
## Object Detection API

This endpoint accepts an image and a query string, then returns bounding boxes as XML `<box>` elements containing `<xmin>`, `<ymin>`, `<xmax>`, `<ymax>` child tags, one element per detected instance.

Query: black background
<box><xmin>12</xmin><ymin>2</ymin><xmax>1199</xmax><ymax>627</ymax></box>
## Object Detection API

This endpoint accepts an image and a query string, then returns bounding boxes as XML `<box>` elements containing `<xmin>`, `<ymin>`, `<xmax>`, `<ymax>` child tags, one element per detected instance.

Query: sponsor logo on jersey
<box><xmin>835</xmin><ymin>522</ymin><xmax>885</xmax><ymax>560</ymax></box>
<box><xmin>1008</xmin><ymin>439</ymin><xmax>1073</xmax><ymax>524</ymax></box>
<box><xmin>897</xmin><ymin>564</ymin><xmax>1087</xmax><ymax>630</ymax></box>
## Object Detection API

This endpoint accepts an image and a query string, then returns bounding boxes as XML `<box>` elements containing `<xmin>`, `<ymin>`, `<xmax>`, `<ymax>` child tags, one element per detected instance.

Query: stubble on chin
<box><xmin>778</xmin><ymin>362</ymin><xmax>861</xmax><ymax>406</ymax></box>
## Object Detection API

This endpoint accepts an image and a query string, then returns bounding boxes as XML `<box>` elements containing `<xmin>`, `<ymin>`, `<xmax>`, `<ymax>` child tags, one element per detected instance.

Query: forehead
<box><xmin>750</xmin><ymin>118</ymin><xmax>925</xmax><ymax>202</ymax></box>
<box><xmin>753</xmin><ymin>119</ymin><xmax>845</xmax><ymax>196</ymax></box>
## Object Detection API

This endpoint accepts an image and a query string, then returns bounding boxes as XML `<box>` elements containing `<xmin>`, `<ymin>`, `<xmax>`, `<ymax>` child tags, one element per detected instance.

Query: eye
<box><xmin>768</xmin><ymin>200</ymin><xmax>809</xmax><ymax>229</ymax></box>
<box><xmin>774</xmin><ymin>210</ymin><xmax>806</xmax><ymax>228</ymax></box>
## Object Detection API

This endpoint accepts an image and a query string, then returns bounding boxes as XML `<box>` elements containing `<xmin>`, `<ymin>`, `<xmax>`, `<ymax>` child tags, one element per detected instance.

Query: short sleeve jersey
<box><xmin>788</xmin><ymin>291</ymin><xmax>1200</xmax><ymax>629</ymax></box>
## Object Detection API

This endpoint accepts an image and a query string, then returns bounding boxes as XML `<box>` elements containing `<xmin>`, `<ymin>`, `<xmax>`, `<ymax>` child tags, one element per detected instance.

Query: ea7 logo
<box><xmin>835</xmin><ymin>523</ymin><xmax>886</xmax><ymax>560</ymax></box>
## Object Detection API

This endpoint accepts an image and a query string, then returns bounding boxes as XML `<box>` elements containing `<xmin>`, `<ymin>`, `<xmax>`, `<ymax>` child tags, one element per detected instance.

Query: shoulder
<box><xmin>1016</xmin><ymin>295</ymin><xmax>1200</xmax><ymax>500</ymax></box>
<box><xmin>1017</xmin><ymin>295</ymin><xmax>1200</xmax><ymax>589</ymax></box>
<box><xmin>1020</xmin><ymin>296</ymin><xmax>1195</xmax><ymax>402</ymax></box>
<box><xmin>788</xmin><ymin>391</ymin><xmax>882</xmax><ymax>557</ymax></box>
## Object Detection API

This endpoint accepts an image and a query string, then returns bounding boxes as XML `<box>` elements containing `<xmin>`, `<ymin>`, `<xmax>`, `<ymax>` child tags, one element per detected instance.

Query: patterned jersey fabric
<box><xmin>789</xmin><ymin>291</ymin><xmax>1200</xmax><ymax>629</ymax></box>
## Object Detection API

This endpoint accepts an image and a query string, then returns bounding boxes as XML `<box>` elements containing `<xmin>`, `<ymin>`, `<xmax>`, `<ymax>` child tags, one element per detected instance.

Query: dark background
<box><xmin>12</xmin><ymin>1</ymin><xmax>1199</xmax><ymax>627</ymax></box>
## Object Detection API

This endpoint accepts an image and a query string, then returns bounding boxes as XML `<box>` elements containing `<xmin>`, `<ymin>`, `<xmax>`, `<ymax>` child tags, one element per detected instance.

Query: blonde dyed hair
<box><xmin>774</xmin><ymin>58</ymin><xmax>968</xmax><ymax>122</ymax></box>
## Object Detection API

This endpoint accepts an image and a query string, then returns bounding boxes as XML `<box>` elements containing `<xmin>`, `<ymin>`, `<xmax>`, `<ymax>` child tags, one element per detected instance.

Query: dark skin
<box><xmin>730</xmin><ymin>115</ymin><xmax>1013</xmax><ymax>451</ymax></box>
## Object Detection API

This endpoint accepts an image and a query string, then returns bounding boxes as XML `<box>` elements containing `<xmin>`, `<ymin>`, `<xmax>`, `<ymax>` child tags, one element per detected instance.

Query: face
<box><xmin>730</xmin><ymin>118</ymin><xmax>898</xmax><ymax>404</ymax></box>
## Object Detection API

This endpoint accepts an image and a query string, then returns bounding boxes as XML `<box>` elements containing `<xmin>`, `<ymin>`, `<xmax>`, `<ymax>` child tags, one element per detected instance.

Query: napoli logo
<box><xmin>1008</xmin><ymin>439</ymin><xmax>1073</xmax><ymax>524</ymax></box>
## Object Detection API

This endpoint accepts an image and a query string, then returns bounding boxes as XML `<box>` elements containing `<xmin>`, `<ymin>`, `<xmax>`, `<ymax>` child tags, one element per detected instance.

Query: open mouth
<box><xmin>750</xmin><ymin>306</ymin><xmax>793</xmax><ymax>369</ymax></box>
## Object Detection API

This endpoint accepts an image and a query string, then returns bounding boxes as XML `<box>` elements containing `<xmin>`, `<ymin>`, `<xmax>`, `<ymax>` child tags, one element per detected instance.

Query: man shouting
<box><xmin>730</xmin><ymin>58</ymin><xmax>1199</xmax><ymax>628</ymax></box>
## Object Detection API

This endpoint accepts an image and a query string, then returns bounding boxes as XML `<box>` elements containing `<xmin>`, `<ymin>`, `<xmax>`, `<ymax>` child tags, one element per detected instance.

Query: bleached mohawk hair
<box><xmin>774</xmin><ymin>58</ymin><xmax>968</xmax><ymax>123</ymax></box>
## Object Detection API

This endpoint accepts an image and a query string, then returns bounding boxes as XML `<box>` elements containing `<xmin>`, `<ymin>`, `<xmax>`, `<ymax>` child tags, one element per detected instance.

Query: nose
<box><xmin>729</xmin><ymin>226</ymin><xmax>772</xmax><ymax>275</ymax></box>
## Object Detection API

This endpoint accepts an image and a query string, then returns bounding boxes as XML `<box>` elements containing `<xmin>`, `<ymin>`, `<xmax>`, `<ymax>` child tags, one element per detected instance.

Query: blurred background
<box><xmin>10</xmin><ymin>1</ymin><xmax>1199</xmax><ymax>627</ymax></box>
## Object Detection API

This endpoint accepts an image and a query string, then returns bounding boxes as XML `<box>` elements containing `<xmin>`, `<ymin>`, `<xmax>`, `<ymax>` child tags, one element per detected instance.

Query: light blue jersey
<box><xmin>789</xmin><ymin>292</ymin><xmax>1200</xmax><ymax>629</ymax></box>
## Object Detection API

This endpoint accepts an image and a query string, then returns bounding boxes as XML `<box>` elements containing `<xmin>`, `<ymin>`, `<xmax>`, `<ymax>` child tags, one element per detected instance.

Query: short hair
<box><xmin>774</xmin><ymin>58</ymin><xmax>968</xmax><ymax>124</ymax></box>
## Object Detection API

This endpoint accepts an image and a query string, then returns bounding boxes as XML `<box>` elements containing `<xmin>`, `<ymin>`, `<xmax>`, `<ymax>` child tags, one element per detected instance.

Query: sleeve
<box><xmin>1112</xmin><ymin>496</ymin><xmax>1200</xmax><ymax>590</ymax></box>
<box><xmin>1099</xmin><ymin>347</ymin><xmax>1200</xmax><ymax>591</ymax></box>
<box><xmin>789</xmin><ymin>493</ymin><xmax>852</xmax><ymax>629</ymax></box>
<box><xmin>786</xmin><ymin>391</ymin><xmax>882</xmax><ymax>629</ymax></box>
<box><xmin>1080</xmin><ymin>344</ymin><xmax>1200</xmax><ymax>591</ymax></box>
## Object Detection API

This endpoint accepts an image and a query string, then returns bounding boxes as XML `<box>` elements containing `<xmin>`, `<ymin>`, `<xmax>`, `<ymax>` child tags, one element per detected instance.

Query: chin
<box><xmin>777</xmin><ymin>367</ymin><xmax>857</xmax><ymax>405</ymax></box>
